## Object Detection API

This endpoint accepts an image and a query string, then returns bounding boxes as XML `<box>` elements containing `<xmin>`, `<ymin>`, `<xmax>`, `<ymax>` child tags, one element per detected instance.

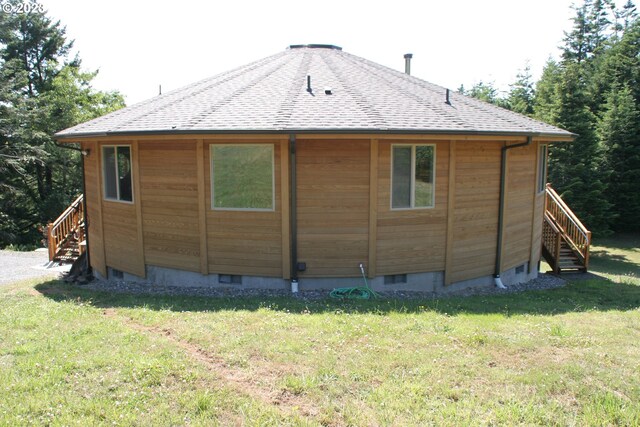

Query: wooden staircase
<box><xmin>542</xmin><ymin>184</ymin><xmax>591</xmax><ymax>274</ymax></box>
<box><xmin>47</xmin><ymin>195</ymin><xmax>86</xmax><ymax>263</ymax></box>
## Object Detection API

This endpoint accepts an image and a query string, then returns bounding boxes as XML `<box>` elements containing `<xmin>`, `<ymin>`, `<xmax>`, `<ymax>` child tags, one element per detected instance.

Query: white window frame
<box><xmin>537</xmin><ymin>144</ymin><xmax>548</xmax><ymax>194</ymax></box>
<box><xmin>390</xmin><ymin>144</ymin><xmax>436</xmax><ymax>210</ymax></box>
<box><xmin>101</xmin><ymin>145</ymin><xmax>134</xmax><ymax>204</ymax></box>
<box><xmin>210</xmin><ymin>144</ymin><xmax>275</xmax><ymax>212</ymax></box>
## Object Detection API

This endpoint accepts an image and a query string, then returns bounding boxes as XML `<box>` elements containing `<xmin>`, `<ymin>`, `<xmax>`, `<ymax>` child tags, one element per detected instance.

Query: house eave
<box><xmin>55</xmin><ymin>128</ymin><xmax>576</xmax><ymax>143</ymax></box>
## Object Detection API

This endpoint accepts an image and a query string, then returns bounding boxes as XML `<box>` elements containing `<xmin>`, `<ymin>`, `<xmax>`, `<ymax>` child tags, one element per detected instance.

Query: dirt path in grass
<box><xmin>101</xmin><ymin>308</ymin><xmax>321</xmax><ymax>421</ymax></box>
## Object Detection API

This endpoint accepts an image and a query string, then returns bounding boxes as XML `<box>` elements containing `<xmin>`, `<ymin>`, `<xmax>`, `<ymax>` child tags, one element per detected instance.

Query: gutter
<box><xmin>53</xmin><ymin>142</ymin><xmax>92</xmax><ymax>275</ymax></box>
<box><xmin>494</xmin><ymin>135</ymin><xmax>534</xmax><ymax>289</ymax></box>
<box><xmin>54</xmin><ymin>128</ymin><xmax>576</xmax><ymax>142</ymax></box>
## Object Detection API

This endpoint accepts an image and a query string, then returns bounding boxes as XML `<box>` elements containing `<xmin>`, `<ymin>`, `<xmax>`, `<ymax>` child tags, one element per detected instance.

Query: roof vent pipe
<box><xmin>445</xmin><ymin>89</ymin><xmax>451</xmax><ymax>105</ymax></box>
<box><xmin>307</xmin><ymin>75</ymin><xmax>312</xmax><ymax>93</ymax></box>
<box><xmin>404</xmin><ymin>53</ymin><xmax>413</xmax><ymax>75</ymax></box>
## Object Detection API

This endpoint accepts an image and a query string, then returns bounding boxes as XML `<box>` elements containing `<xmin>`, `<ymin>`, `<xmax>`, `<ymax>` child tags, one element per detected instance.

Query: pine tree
<box><xmin>533</xmin><ymin>59</ymin><xmax>562</xmax><ymax>126</ymax></box>
<box><xmin>598</xmin><ymin>85</ymin><xmax>640</xmax><ymax>232</ymax></box>
<box><xmin>507</xmin><ymin>64</ymin><xmax>535</xmax><ymax>116</ymax></box>
<box><xmin>547</xmin><ymin>63</ymin><xmax>613</xmax><ymax>234</ymax></box>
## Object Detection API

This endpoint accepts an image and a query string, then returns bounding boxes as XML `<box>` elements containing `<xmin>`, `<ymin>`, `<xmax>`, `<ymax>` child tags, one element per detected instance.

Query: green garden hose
<box><xmin>329</xmin><ymin>264</ymin><xmax>379</xmax><ymax>299</ymax></box>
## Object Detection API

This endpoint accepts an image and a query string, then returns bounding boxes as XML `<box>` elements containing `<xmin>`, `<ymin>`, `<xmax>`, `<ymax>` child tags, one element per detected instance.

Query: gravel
<box><xmin>83</xmin><ymin>273</ymin><xmax>567</xmax><ymax>301</ymax></box>
<box><xmin>0</xmin><ymin>249</ymin><xmax>70</xmax><ymax>286</ymax></box>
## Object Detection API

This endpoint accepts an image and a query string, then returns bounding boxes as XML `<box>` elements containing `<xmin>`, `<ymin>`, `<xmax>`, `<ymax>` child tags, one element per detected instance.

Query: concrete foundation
<box><xmin>97</xmin><ymin>262</ymin><xmax>539</xmax><ymax>296</ymax></box>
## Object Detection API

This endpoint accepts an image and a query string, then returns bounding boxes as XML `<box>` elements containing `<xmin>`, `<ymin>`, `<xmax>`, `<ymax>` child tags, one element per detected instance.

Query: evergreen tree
<box><xmin>464</xmin><ymin>81</ymin><xmax>509</xmax><ymax>108</ymax></box>
<box><xmin>507</xmin><ymin>64</ymin><xmax>535</xmax><ymax>116</ymax></box>
<box><xmin>0</xmin><ymin>2</ymin><xmax>124</xmax><ymax>247</ymax></box>
<box><xmin>597</xmin><ymin>85</ymin><xmax>640</xmax><ymax>232</ymax></box>
<box><xmin>546</xmin><ymin>63</ymin><xmax>613</xmax><ymax>234</ymax></box>
<box><xmin>533</xmin><ymin>59</ymin><xmax>563</xmax><ymax>126</ymax></box>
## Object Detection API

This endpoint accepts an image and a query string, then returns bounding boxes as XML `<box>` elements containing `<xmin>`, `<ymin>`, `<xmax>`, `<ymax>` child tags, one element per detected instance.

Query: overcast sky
<box><xmin>41</xmin><ymin>0</ymin><xmax>583</xmax><ymax>105</ymax></box>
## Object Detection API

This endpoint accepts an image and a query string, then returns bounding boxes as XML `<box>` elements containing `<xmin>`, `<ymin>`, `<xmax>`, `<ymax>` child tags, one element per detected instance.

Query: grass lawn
<box><xmin>1</xmin><ymin>236</ymin><xmax>639</xmax><ymax>425</ymax></box>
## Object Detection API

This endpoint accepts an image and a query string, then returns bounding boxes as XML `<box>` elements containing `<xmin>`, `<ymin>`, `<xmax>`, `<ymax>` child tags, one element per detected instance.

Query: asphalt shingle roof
<box><xmin>56</xmin><ymin>45</ymin><xmax>573</xmax><ymax>139</ymax></box>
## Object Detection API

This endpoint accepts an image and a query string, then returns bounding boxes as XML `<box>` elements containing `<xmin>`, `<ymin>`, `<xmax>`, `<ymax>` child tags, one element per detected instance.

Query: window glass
<box><xmin>117</xmin><ymin>147</ymin><xmax>132</xmax><ymax>202</ymax></box>
<box><xmin>392</xmin><ymin>146</ymin><xmax>412</xmax><ymax>208</ymax></box>
<box><xmin>102</xmin><ymin>145</ymin><xmax>132</xmax><ymax>202</ymax></box>
<box><xmin>103</xmin><ymin>146</ymin><xmax>117</xmax><ymax>199</ymax></box>
<box><xmin>212</xmin><ymin>145</ymin><xmax>274</xmax><ymax>210</ymax></box>
<box><xmin>391</xmin><ymin>144</ymin><xmax>435</xmax><ymax>209</ymax></box>
<box><xmin>415</xmin><ymin>145</ymin><xmax>434</xmax><ymax>207</ymax></box>
<box><xmin>538</xmin><ymin>145</ymin><xmax>548</xmax><ymax>193</ymax></box>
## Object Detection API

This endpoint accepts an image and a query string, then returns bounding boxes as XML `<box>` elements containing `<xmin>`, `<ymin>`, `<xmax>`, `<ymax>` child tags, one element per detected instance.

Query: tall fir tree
<box><xmin>598</xmin><ymin>85</ymin><xmax>640</xmax><ymax>232</ymax></box>
<box><xmin>0</xmin><ymin>2</ymin><xmax>124</xmax><ymax>247</ymax></box>
<box><xmin>533</xmin><ymin>59</ymin><xmax>563</xmax><ymax>125</ymax></box>
<box><xmin>507</xmin><ymin>64</ymin><xmax>535</xmax><ymax>116</ymax></box>
<box><xmin>547</xmin><ymin>63</ymin><xmax>613</xmax><ymax>234</ymax></box>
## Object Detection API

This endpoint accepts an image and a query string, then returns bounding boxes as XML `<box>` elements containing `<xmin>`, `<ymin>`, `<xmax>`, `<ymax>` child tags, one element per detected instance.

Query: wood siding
<box><xmin>82</xmin><ymin>141</ymin><xmax>106</xmax><ymax>277</ymax></box>
<box><xmin>205</xmin><ymin>140</ymin><xmax>284</xmax><ymax>277</ymax></box>
<box><xmin>448</xmin><ymin>141</ymin><xmax>502</xmax><ymax>284</ymax></box>
<box><xmin>77</xmin><ymin>134</ymin><xmax>547</xmax><ymax>285</ymax></box>
<box><xmin>98</xmin><ymin>142</ymin><xmax>145</xmax><ymax>277</ymax></box>
<box><xmin>376</xmin><ymin>141</ymin><xmax>449</xmax><ymax>275</ymax></box>
<box><xmin>296</xmin><ymin>139</ymin><xmax>370</xmax><ymax>277</ymax></box>
<box><xmin>139</xmin><ymin>141</ymin><xmax>200</xmax><ymax>272</ymax></box>
<box><xmin>502</xmin><ymin>144</ymin><xmax>537</xmax><ymax>271</ymax></box>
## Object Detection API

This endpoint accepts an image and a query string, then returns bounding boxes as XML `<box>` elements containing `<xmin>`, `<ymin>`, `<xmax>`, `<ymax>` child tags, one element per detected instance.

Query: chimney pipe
<box><xmin>404</xmin><ymin>53</ymin><xmax>413</xmax><ymax>75</ymax></box>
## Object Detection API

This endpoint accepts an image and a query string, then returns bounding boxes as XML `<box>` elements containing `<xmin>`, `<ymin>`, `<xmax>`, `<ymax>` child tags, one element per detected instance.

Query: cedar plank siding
<box><xmin>204</xmin><ymin>140</ymin><xmax>284</xmax><ymax>277</ymax></box>
<box><xmin>82</xmin><ymin>141</ymin><xmax>106</xmax><ymax>277</ymax></box>
<box><xmin>502</xmin><ymin>144</ymin><xmax>536</xmax><ymax>271</ymax></box>
<box><xmin>80</xmin><ymin>136</ymin><xmax>547</xmax><ymax>285</ymax></box>
<box><xmin>139</xmin><ymin>141</ymin><xmax>200</xmax><ymax>272</ymax></box>
<box><xmin>449</xmin><ymin>141</ymin><xmax>501</xmax><ymax>284</ymax></box>
<box><xmin>296</xmin><ymin>139</ymin><xmax>369</xmax><ymax>277</ymax></box>
<box><xmin>99</xmin><ymin>141</ymin><xmax>145</xmax><ymax>277</ymax></box>
<box><xmin>376</xmin><ymin>140</ymin><xmax>449</xmax><ymax>275</ymax></box>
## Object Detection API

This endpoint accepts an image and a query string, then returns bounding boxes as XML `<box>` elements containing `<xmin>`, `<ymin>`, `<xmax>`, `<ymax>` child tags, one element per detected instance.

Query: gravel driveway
<box><xmin>0</xmin><ymin>249</ymin><xmax>69</xmax><ymax>286</ymax></box>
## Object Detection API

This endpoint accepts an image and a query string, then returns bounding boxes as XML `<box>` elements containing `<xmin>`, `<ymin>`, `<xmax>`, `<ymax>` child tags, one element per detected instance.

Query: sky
<box><xmin>41</xmin><ymin>0</ymin><xmax>582</xmax><ymax>106</ymax></box>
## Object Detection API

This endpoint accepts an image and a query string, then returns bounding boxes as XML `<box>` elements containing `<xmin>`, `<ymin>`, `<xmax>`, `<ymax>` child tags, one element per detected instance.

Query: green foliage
<box><xmin>597</xmin><ymin>85</ymin><xmax>640</xmax><ymax>231</ymax></box>
<box><xmin>532</xmin><ymin>0</ymin><xmax>640</xmax><ymax>235</ymax></box>
<box><xmin>0</xmin><ymin>3</ymin><xmax>125</xmax><ymax>247</ymax></box>
<box><xmin>507</xmin><ymin>64</ymin><xmax>535</xmax><ymax>115</ymax></box>
<box><xmin>459</xmin><ymin>80</ymin><xmax>509</xmax><ymax>108</ymax></box>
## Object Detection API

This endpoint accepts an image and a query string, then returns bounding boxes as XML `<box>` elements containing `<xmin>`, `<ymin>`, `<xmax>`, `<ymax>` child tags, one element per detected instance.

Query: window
<box><xmin>537</xmin><ymin>144</ymin><xmax>548</xmax><ymax>193</ymax></box>
<box><xmin>102</xmin><ymin>146</ymin><xmax>133</xmax><ymax>202</ymax></box>
<box><xmin>391</xmin><ymin>144</ymin><xmax>435</xmax><ymax>209</ymax></box>
<box><xmin>211</xmin><ymin>144</ymin><xmax>274</xmax><ymax>210</ymax></box>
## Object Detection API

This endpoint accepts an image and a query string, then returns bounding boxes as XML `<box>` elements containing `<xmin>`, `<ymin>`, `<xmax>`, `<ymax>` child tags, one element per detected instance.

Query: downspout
<box><xmin>494</xmin><ymin>135</ymin><xmax>533</xmax><ymax>289</ymax></box>
<box><xmin>54</xmin><ymin>141</ymin><xmax>92</xmax><ymax>275</ymax></box>
<box><xmin>289</xmin><ymin>134</ymin><xmax>298</xmax><ymax>293</ymax></box>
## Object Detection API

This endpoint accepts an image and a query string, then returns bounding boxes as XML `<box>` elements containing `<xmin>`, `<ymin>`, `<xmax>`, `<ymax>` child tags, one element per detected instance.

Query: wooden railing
<box><xmin>544</xmin><ymin>184</ymin><xmax>591</xmax><ymax>269</ymax></box>
<box><xmin>542</xmin><ymin>212</ymin><xmax>563</xmax><ymax>273</ymax></box>
<box><xmin>47</xmin><ymin>194</ymin><xmax>84</xmax><ymax>262</ymax></box>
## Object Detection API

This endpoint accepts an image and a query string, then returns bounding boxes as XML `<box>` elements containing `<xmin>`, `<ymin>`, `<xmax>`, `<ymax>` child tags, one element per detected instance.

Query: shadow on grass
<box><xmin>34</xmin><ymin>276</ymin><xmax>640</xmax><ymax>317</ymax></box>
<box><xmin>590</xmin><ymin>249</ymin><xmax>640</xmax><ymax>276</ymax></box>
<box><xmin>593</xmin><ymin>233</ymin><xmax>640</xmax><ymax>252</ymax></box>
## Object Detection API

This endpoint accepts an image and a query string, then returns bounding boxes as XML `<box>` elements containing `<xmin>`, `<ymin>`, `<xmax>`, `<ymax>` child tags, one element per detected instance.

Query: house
<box><xmin>54</xmin><ymin>44</ymin><xmax>586</xmax><ymax>293</ymax></box>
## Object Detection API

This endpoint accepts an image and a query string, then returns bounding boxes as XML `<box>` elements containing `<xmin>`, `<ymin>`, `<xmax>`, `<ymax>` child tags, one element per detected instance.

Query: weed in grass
<box><xmin>549</xmin><ymin>323</ymin><xmax>569</xmax><ymax>337</ymax></box>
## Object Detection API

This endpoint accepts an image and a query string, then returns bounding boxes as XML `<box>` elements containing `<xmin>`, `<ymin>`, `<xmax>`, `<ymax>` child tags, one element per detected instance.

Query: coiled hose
<box><xmin>329</xmin><ymin>264</ymin><xmax>379</xmax><ymax>299</ymax></box>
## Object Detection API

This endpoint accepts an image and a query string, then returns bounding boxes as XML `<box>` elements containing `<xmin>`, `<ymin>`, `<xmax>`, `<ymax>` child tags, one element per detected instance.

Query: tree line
<box><xmin>461</xmin><ymin>0</ymin><xmax>639</xmax><ymax>235</ymax></box>
<box><xmin>0</xmin><ymin>0</ymin><xmax>124</xmax><ymax>248</ymax></box>
<box><xmin>1</xmin><ymin>0</ymin><xmax>638</xmax><ymax>249</ymax></box>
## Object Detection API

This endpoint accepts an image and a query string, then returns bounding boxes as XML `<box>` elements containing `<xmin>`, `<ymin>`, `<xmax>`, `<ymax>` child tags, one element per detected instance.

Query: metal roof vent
<box><xmin>324</xmin><ymin>87</ymin><xmax>333</xmax><ymax>95</ymax></box>
<box><xmin>404</xmin><ymin>53</ymin><xmax>413</xmax><ymax>75</ymax></box>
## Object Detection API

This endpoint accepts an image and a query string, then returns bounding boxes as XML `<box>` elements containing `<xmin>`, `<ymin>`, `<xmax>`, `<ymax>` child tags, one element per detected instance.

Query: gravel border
<box><xmin>81</xmin><ymin>273</ymin><xmax>567</xmax><ymax>300</ymax></box>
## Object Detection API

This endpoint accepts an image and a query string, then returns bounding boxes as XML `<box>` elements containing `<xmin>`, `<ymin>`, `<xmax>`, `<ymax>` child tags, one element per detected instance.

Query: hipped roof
<box><xmin>56</xmin><ymin>45</ymin><xmax>573</xmax><ymax>140</ymax></box>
